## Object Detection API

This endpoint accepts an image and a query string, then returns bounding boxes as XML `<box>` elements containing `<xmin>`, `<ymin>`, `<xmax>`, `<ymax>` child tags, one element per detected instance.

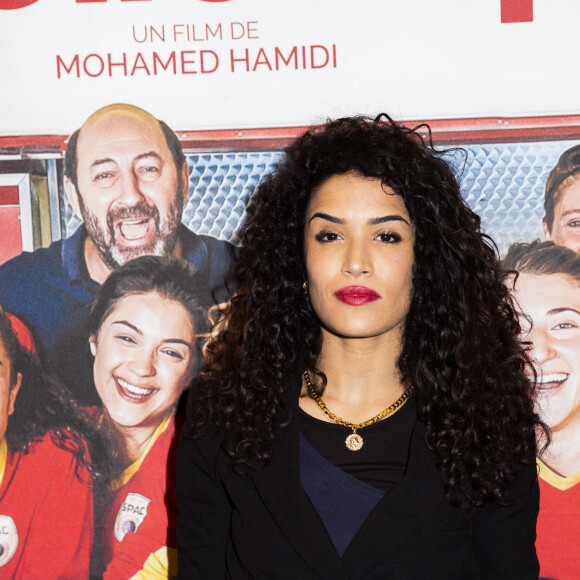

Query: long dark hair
<box><xmin>0</xmin><ymin>307</ymin><xmax>107</xmax><ymax>485</ymax></box>
<box><xmin>87</xmin><ymin>255</ymin><xmax>207</xmax><ymax>348</ymax></box>
<box><xmin>190</xmin><ymin>114</ymin><xmax>544</xmax><ymax>509</ymax></box>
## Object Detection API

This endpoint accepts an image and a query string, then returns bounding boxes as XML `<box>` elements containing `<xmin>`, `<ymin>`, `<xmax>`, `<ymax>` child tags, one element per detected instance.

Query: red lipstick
<box><xmin>334</xmin><ymin>286</ymin><xmax>381</xmax><ymax>305</ymax></box>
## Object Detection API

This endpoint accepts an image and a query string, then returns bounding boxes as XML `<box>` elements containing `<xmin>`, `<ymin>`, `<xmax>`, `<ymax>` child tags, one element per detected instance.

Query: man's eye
<box><xmin>95</xmin><ymin>172</ymin><xmax>114</xmax><ymax>181</ymax></box>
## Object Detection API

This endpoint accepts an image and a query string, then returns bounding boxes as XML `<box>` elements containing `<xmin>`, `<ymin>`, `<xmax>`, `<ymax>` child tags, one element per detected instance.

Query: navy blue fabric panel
<box><xmin>299</xmin><ymin>433</ymin><xmax>384</xmax><ymax>557</ymax></box>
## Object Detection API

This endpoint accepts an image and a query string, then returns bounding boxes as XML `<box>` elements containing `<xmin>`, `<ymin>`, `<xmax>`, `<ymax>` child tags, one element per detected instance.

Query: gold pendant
<box><xmin>345</xmin><ymin>433</ymin><xmax>364</xmax><ymax>451</ymax></box>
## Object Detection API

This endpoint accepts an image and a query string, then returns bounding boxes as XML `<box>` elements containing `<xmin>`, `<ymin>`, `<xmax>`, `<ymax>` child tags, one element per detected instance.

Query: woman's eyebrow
<box><xmin>547</xmin><ymin>307</ymin><xmax>580</xmax><ymax>316</ymax></box>
<box><xmin>162</xmin><ymin>339</ymin><xmax>193</xmax><ymax>349</ymax></box>
<box><xmin>368</xmin><ymin>215</ymin><xmax>410</xmax><ymax>226</ymax></box>
<box><xmin>308</xmin><ymin>212</ymin><xmax>409</xmax><ymax>226</ymax></box>
<box><xmin>112</xmin><ymin>320</ymin><xmax>142</xmax><ymax>334</ymax></box>
<box><xmin>308</xmin><ymin>212</ymin><xmax>343</xmax><ymax>225</ymax></box>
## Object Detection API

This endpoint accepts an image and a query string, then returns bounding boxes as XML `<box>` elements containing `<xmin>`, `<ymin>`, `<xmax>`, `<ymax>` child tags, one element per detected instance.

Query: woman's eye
<box><xmin>162</xmin><ymin>348</ymin><xmax>184</xmax><ymax>360</ymax></box>
<box><xmin>567</xmin><ymin>220</ymin><xmax>580</xmax><ymax>228</ymax></box>
<box><xmin>315</xmin><ymin>231</ymin><xmax>341</xmax><ymax>243</ymax></box>
<box><xmin>553</xmin><ymin>322</ymin><xmax>577</xmax><ymax>330</ymax></box>
<box><xmin>116</xmin><ymin>334</ymin><xmax>136</xmax><ymax>344</ymax></box>
<box><xmin>376</xmin><ymin>232</ymin><xmax>402</xmax><ymax>243</ymax></box>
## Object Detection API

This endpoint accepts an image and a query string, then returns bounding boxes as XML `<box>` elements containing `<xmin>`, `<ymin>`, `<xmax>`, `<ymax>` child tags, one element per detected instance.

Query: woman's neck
<box><xmin>542</xmin><ymin>420</ymin><xmax>580</xmax><ymax>478</ymax></box>
<box><xmin>301</xmin><ymin>328</ymin><xmax>407</xmax><ymax>424</ymax></box>
<box><xmin>101</xmin><ymin>414</ymin><xmax>164</xmax><ymax>476</ymax></box>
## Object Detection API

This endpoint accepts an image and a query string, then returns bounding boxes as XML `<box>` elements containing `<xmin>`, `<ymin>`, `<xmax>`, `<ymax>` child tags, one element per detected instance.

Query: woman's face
<box><xmin>304</xmin><ymin>173</ymin><xmax>415</xmax><ymax>342</ymax></box>
<box><xmin>0</xmin><ymin>334</ymin><xmax>21</xmax><ymax>442</ymax></box>
<box><xmin>544</xmin><ymin>176</ymin><xmax>580</xmax><ymax>253</ymax></box>
<box><xmin>513</xmin><ymin>272</ymin><xmax>580</xmax><ymax>432</ymax></box>
<box><xmin>90</xmin><ymin>292</ymin><xmax>196</xmax><ymax>430</ymax></box>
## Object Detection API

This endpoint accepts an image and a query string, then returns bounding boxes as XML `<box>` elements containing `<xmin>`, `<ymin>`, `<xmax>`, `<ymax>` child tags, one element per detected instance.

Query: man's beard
<box><xmin>79</xmin><ymin>198</ymin><xmax>182</xmax><ymax>270</ymax></box>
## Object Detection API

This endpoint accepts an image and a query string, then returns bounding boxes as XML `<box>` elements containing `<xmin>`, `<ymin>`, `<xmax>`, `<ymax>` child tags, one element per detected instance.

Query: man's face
<box><xmin>65</xmin><ymin>109</ymin><xmax>188</xmax><ymax>270</ymax></box>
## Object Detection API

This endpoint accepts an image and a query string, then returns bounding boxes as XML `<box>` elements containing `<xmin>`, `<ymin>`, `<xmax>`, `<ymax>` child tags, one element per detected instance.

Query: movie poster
<box><xmin>1</xmin><ymin>0</ymin><xmax>580</xmax><ymax>578</ymax></box>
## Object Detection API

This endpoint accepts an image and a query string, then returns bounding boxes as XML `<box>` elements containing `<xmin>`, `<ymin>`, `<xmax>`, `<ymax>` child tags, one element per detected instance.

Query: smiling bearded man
<box><xmin>0</xmin><ymin>103</ymin><xmax>236</xmax><ymax>405</ymax></box>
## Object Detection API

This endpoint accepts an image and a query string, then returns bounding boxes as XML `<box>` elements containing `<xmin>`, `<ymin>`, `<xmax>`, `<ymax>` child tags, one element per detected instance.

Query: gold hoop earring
<box><xmin>303</xmin><ymin>281</ymin><xmax>308</xmax><ymax>295</ymax></box>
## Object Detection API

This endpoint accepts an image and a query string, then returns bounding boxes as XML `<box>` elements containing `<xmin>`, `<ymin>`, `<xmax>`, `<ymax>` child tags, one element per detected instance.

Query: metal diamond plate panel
<box><xmin>449</xmin><ymin>141</ymin><xmax>579</xmax><ymax>255</ymax></box>
<box><xmin>59</xmin><ymin>140</ymin><xmax>580</xmax><ymax>256</ymax></box>
<box><xmin>183</xmin><ymin>152</ymin><xmax>283</xmax><ymax>245</ymax></box>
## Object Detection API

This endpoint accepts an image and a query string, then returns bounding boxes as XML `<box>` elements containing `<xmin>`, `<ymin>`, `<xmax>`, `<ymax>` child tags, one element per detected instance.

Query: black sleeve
<box><xmin>205</xmin><ymin>237</ymin><xmax>238</xmax><ymax>304</ymax></box>
<box><xmin>175</xmin><ymin>431</ymin><xmax>231</xmax><ymax>580</ymax></box>
<box><xmin>470</xmin><ymin>463</ymin><xmax>540</xmax><ymax>579</ymax></box>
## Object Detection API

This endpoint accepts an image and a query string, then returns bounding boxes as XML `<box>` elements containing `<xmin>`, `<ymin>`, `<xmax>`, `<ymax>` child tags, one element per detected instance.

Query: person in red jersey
<box><xmin>88</xmin><ymin>256</ymin><xmax>204</xmax><ymax>579</ymax></box>
<box><xmin>0</xmin><ymin>307</ymin><xmax>104</xmax><ymax>579</ymax></box>
<box><xmin>505</xmin><ymin>240</ymin><xmax>580</xmax><ymax>580</ymax></box>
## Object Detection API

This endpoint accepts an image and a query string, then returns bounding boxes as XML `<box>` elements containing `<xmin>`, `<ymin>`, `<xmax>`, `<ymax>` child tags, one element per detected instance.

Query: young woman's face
<box><xmin>0</xmin><ymin>334</ymin><xmax>21</xmax><ymax>442</ymax></box>
<box><xmin>544</xmin><ymin>176</ymin><xmax>580</xmax><ymax>253</ymax></box>
<box><xmin>90</xmin><ymin>292</ymin><xmax>196</xmax><ymax>430</ymax></box>
<box><xmin>303</xmin><ymin>173</ymin><xmax>415</xmax><ymax>342</ymax></box>
<box><xmin>513</xmin><ymin>272</ymin><xmax>580</xmax><ymax>432</ymax></box>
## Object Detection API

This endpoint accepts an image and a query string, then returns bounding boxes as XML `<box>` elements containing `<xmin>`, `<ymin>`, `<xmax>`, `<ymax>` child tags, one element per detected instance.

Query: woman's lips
<box><xmin>115</xmin><ymin>377</ymin><xmax>156</xmax><ymax>403</ymax></box>
<box><xmin>533</xmin><ymin>372</ymin><xmax>569</xmax><ymax>396</ymax></box>
<box><xmin>334</xmin><ymin>286</ymin><xmax>381</xmax><ymax>306</ymax></box>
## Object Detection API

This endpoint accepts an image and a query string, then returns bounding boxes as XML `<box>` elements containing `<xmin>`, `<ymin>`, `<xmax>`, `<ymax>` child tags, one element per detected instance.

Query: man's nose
<box><xmin>118</xmin><ymin>172</ymin><xmax>146</xmax><ymax>206</ymax></box>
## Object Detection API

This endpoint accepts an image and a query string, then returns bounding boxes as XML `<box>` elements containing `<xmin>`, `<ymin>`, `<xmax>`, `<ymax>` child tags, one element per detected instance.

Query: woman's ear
<box><xmin>8</xmin><ymin>373</ymin><xmax>22</xmax><ymax>416</ymax></box>
<box><xmin>89</xmin><ymin>334</ymin><xmax>97</xmax><ymax>357</ymax></box>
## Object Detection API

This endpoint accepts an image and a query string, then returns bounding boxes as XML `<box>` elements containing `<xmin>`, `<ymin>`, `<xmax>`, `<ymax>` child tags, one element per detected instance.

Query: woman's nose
<box><xmin>342</xmin><ymin>239</ymin><xmax>372</xmax><ymax>277</ymax></box>
<box><xmin>531</xmin><ymin>328</ymin><xmax>556</xmax><ymax>365</ymax></box>
<box><xmin>128</xmin><ymin>349</ymin><xmax>156</xmax><ymax>377</ymax></box>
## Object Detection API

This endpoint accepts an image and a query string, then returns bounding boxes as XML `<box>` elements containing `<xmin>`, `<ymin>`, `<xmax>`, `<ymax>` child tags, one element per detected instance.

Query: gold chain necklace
<box><xmin>303</xmin><ymin>370</ymin><xmax>414</xmax><ymax>451</ymax></box>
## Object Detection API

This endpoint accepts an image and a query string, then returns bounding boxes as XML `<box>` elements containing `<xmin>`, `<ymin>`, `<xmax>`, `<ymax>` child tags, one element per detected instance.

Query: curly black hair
<box><xmin>189</xmin><ymin>114</ymin><xmax>544</xmax><ymax>509</ymax></box>
<box><xmin>0</xmin><ymin>307</ymin><xmax>108</xmax><ymax>486</ymax></box>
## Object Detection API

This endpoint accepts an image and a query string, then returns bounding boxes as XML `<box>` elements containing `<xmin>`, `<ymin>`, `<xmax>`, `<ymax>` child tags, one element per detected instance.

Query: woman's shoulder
<box><xmin>10</xmin><ymin>431</ymin><xmax>89</xmax><ymax>485</ymax></box>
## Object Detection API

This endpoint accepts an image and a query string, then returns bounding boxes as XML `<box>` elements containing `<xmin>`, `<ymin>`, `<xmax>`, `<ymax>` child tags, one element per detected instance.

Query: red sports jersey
<box><xmin>537</xmin><ymin>459</ymin><xmax>580</xmax><ymax>580</ymax></box>
<box><xmin>98</xmin><ymin>414</ymin><xmax>182</xmax><ymax>579</ymax></box>
<box><xmin>0</xmin><ymin>434</ymin><xmax>93</xmax><ymax>579</ymax></box>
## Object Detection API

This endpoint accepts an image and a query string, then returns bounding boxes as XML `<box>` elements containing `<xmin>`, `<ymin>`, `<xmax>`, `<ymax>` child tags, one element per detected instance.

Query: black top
<box><xmin>176</xmin><ymin>371</ymin><xmax>540</xmax><ymax>579</ymax></box>
<box><xmin>298</xmin><ymin>396</ymin><xmax>416</xmax><ymax>492</ymax></box>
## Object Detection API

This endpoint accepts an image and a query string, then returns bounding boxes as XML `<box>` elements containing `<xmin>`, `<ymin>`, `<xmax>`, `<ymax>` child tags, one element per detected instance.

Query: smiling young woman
<box><xmin>504</xmin><ymin>240</ymin><xmax>580</xmax><ymax>578</ymax></box>
<box><xmin>87</xmin><ymin>255</ymin><xmax>206</xmax><ymax>580</ymax></box>
<box><xmin>177</xmin><ymin>115</ymin><xmax>546</xmax><ymax>579</ymax></box>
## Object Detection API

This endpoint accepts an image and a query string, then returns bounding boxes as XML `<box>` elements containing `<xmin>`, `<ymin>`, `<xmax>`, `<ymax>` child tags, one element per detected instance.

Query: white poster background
<box><xmin>0</xmin><ymin>0</ymin><xmax>578</xmax><ymax>135</ymax></box>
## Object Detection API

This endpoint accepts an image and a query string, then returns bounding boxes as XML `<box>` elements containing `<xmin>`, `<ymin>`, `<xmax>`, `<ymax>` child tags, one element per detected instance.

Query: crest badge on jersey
<box><xmin>114</xmin><ymin>493</ymin><xmax>151</xmax><ymax>542</ymax></box>
<box><xmin>0</xmin><ymin>516</ymin><xmax>18</xmax><ymax>567</ymax></box>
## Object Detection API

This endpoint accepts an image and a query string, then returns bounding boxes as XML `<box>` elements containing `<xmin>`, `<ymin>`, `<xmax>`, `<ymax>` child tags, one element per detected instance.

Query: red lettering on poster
<box><xmin>230</xmin><ymin>22</ymin><xmax>259</xmax><ymax>40</ymax></box>
<box><xmin>0</xmin><ymin>0</ymin><xmax>40</xmax><ymax>9</ymax></box>
<box><xmin>501</xmin><ymin>0</ymin><xmax>533</xmax><ymax>23</ymax></box>
<box><xmin>76</xmin><ymin>0</ymin><xmax>151</xmax><ymax>3</ymax></box>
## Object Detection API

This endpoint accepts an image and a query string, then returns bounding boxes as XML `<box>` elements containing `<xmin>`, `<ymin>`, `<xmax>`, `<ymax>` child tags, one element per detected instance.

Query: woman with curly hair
<box><xmin>504</xmin><ymin>239</ymin><xmax>580</xmax><ymax>579</ymax></box>
<box><xmin>176</xmin><ymin>115</ymin><xmax>544</xmax><ymax>579</ymax></box>
<box><xmin>0</xmin><ymin>306</ymin><xmax>104</xmax><ymax>578</ymax></box>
